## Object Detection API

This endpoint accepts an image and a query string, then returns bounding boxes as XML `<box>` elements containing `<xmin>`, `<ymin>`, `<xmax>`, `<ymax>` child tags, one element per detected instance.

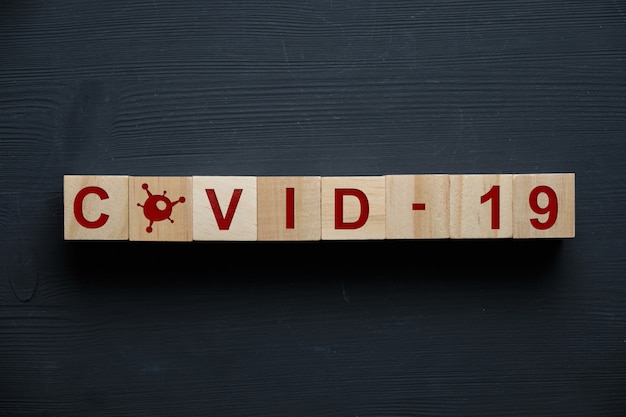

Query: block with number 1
<box><xmin>450</xmin><ymin>174</ymin><xmax>513</xmax><ymax>239</ymax></box>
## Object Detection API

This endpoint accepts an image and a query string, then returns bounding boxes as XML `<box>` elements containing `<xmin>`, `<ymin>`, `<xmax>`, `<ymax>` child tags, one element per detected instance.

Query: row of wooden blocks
<box><xmin>64</xmin><ymin>174</ymin><xmax>575</xmax><ymax>241</ymax></box>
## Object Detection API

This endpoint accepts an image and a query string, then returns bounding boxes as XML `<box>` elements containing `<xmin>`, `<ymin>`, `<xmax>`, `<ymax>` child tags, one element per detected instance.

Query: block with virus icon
<box><xmin>64</xmin><ymin>173</ymin><xmax>575</xmax><ymax>242</ymax></box>
<box><xmin>129</xmin><ymin>176</ymin><xmax>192</xmax><ymax>241</ymax></box>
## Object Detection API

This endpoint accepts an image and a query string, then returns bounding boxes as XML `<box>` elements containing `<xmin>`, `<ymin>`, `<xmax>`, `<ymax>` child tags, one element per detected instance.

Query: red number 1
<box><xmin>480</xmin><ymin>185</ymin><xmax>500</xmax><ymax>229</ymax></box>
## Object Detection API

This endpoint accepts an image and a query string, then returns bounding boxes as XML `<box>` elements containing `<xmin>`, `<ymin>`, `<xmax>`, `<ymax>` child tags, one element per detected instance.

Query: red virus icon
<box><xmin>137</xmin><ymin>183</ymin><xmax>186</xmax><ymax>233</ymax></box>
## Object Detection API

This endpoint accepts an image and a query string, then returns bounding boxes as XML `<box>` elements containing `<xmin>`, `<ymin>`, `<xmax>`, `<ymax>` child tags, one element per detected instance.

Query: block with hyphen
<box><xmin>386</xmin><ymin>174</ymin><xmax>450</xmax><ymax>239</ymax></box>
<box><xmin>193</xmin><ymin>176</ymin><xmax>257</xmax><ymax>241</ymax></box>
<box><xmin>321</xmin><ymin>176</ymin><xmax>386</xmax><ymax>240</ymax></box>
<box><xmin>450</xmin><ymin>174</ymin><xmax>513</xmax><ymax>239</ymax></box>
<box><xmin>257</xmin><ymin>176</ymin><xmax>321</xmax><ymax>241</ymax></box>
<box><xmin>129</xmin><ymin>176</ymin><xmax>192</xmax><ymax>241</ymax></box>
<box><xmin>513</xmin><ymin>173</ymin><xmax>575</xmax><ymax>238</ymax></box>
<box><xmin>64</xmin><ymin>175</ymin><xmax>129</xmax><ymax>240</ymax></box>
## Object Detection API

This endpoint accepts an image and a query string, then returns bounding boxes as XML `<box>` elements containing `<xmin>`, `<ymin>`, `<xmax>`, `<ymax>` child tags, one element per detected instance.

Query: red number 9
<box><xmin>529</xmin><ymin>185</ymin><xmax>558</xmax><ymax>230</ymax></box>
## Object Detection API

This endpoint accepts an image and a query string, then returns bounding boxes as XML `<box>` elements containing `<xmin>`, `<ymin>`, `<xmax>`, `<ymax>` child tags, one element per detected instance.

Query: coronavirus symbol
<box><xmin>137</xmin><ymin>183</ymin><xmax>185</xmax><ymax>233</ymax></box>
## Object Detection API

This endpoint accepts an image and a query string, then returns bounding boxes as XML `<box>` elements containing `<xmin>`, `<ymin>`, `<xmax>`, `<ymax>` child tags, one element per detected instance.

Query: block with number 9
<box><xmin>513</xmin><ymin>173</ymin><xmax>575</xmax><ymax>238</ymax></box>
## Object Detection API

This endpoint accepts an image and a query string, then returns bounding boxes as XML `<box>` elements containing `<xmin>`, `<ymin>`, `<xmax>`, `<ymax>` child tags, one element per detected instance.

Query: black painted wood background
<box><xmin>1</xmin><ymin>1</ymin><xmax>625</xmax><ymax>416</ymax></box>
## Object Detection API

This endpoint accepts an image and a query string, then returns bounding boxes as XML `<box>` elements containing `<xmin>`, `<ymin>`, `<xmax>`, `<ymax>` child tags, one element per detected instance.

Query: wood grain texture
<box><xmin>129</xmin><ymin>176</ymin><xmax>192</xmax><ymax>242</ymax></box>
<box><xmin>386</xmin><ymin>174</ymin><xmax>450</xmax><ymax>239</ymax></box>
<box><xmin>321</xmin><ymin>176</ymin><xmax>386</xmax><ymax>240</ymax></box>
<box><xmin>513</xmin><ymin>173</ymin><xmax>575</xmax><ymax>239</ymax></box>
<box><xmin>193</xmin><ymin>176</ymin><xmax>257</xmax><ymax>241</ymax></box>
<box><xmin>1</xmin><ymin>1</ymin><xmax>625</xmax><ymax>416</ymax></box>
<box><xmin>257</xmin><ymin>176</ymin><xmax>321</xmax><ymax>241</ymax></box>
<box><xmin>450</xmin><ymin>174</ymin><xmax>513</xmax><ymax>239</ymax></box>
<box><xmin>63</xmin><ymin>175</ymin><xmax>129</xmax><ymax>240</ymax></box>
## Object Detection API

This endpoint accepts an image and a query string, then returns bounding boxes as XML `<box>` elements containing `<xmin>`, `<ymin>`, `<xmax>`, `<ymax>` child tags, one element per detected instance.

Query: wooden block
<box><xmin>450</xmin><ymin>174</ymin><xmax>513</xmax><ymax>239</ymax></box>
<box><xmin>64</xmin><ymin>175</ymin><xmax>129</xmax><ymax>240</ymax></box>
<box><xmin>321</xmin><ymin>176</ymin><xmax>386</xmax><ymax>240</ymax></box>
<box><xmin>386</xmin><ymin>174</ymin><xmax>450</xmax><ymax>239</ymax></box>
<box><xmin>193</xmin><ymin>176</ymin><xmax>257</xmax><ymax>241</ymax></box>
<box><xmin>513</xmin><ymin>173</ymin><xmax>575</xmax><ymax>238</ymax></box>
<box><xmin>129</xmin><ymin>176</ymin><xmax>192</xmax><ymax>242</ymax></box>
<box><xmin>257</xmin><ymin>176</ymin><xmax>321</xmax><ymax>241</ymax></box>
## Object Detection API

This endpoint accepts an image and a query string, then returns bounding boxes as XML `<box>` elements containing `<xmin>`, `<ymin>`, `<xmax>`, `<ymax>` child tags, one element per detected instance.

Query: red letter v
<box><xmin>205</xmin><ymin>189</ymin><xmax>243</xmax><ymax>230</ymax></box>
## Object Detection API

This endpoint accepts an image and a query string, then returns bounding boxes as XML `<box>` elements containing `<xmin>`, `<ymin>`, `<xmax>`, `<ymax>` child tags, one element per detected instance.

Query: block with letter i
<box><xmin>257</xmin><ymin>176</ymin><xmax>321</xmax><ymax>241</ymax></box>
<box><xmin>513</xmin><ymin>173</ymin><xmax>575</xmax><ymax>238</ymax></box>
<box><xmin>386</xmin><ymin>174</ymin><xmax>450</xmax><ymax>239</ymax></box>
<box><xmin>193</xmin><ymin>176</ymin><xmax>257</xmax><ymax>241</ymax></box>
<box><xmin>64</xmin><ymin>175</ymin><xmax>129</xmax><ymax>240</ymax></box>
<box><xmin>129</xmin><ymin>176</ymin><xmax>192</xmax><ymax>242</ymax></box>
<box><xmin>321</xmin><ymin>176</ymin><xmax>386</xmax><ymax>240</ymax></box>
<box><xmin>450</xmin><ymin>174</ymin><xmax>513</xmax><ymax>239</ymax></box>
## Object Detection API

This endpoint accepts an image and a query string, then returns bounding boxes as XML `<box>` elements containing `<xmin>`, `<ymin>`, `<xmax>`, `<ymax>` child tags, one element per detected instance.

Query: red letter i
<box><xmin>286</xmin><ymin>187</ymin><xmax>295</xmax><ymax>229</ymax></box>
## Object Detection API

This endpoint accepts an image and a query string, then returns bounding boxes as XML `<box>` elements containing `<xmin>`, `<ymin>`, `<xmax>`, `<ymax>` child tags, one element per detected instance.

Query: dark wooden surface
<box><xmin>1</xmin><ymin>1</ymin><xmax>625</xmax><ymax>416</ymax></box>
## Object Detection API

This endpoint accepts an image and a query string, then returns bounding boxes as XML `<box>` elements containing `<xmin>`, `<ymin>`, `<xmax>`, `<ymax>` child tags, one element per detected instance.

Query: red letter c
<box><xmin>74</xmin><ymin>186</ymin><xmax>109</xmax><ymax>229</ymax></box>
